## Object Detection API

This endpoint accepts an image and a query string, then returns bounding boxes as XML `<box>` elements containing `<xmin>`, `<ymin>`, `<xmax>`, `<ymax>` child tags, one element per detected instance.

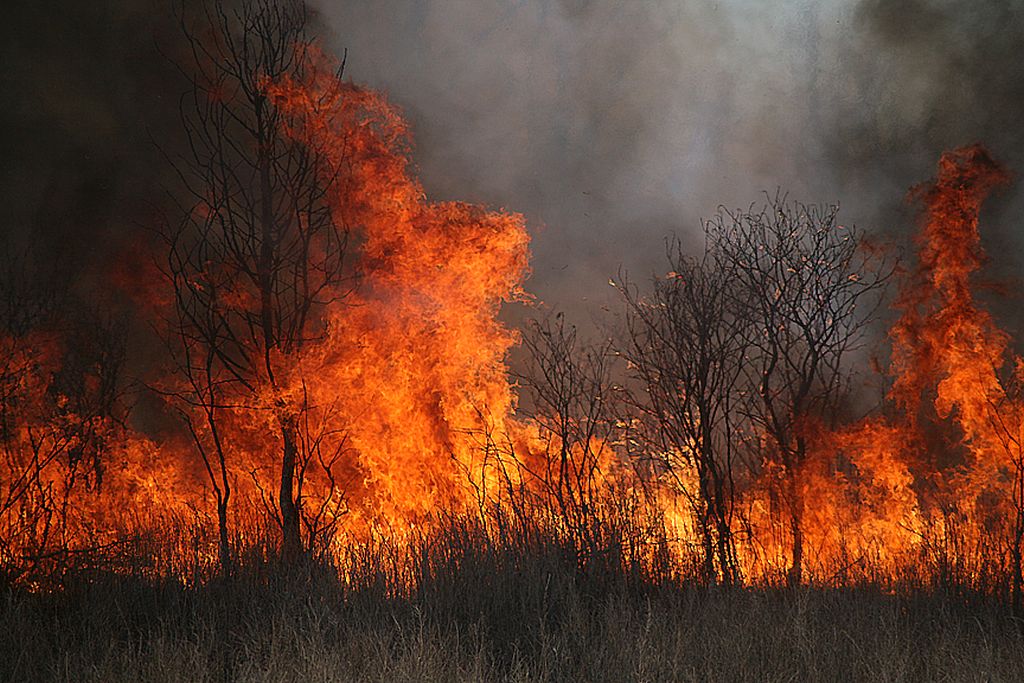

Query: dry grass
<box><xmin>3</xmin><ymin>520</ymin><xmax>1023</xmax><ymax>682</ymax></box>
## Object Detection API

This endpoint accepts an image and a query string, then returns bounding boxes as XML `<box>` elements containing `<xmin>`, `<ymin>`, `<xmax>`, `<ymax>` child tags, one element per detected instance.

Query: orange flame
<box><xmin>262</xmin><ymin>51</ymin><xmax>533</xmax><ymax>530</ymax></box>
<box><xmin>747</xmin><ymin>145</ymin><xmax>1022</xmax><ymax>583</ymax></box>
<box><xmin>2</xmin><ymin>37</ymin><xmax>1022</xmax><ymax>592</ymax></box>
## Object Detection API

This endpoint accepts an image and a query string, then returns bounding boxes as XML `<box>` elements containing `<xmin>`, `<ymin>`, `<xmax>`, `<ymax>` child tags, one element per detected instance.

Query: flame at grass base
<box><xmin>2</xmin><ymin>39</ymin><xmax>1023</xmax><ymax>592</ymax></box>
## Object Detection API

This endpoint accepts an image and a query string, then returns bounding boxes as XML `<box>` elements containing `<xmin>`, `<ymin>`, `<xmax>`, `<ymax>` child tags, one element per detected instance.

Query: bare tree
<box><xmin>981</xmin><ymin>360</ymin><xmax>1024</xmax><ymax>620</ymax></box>
<box><xmin>0</xmin><ymin>242</ymin><xmax>129</xmax><ymax>585</ymax></box>
<box><xmin>711</xmin><ymin>196</ymin><xmax>894</xmax><ymax>585</ymax></box>
<box><xmin>161</xmin><ymin>0</ymin><xmax>352</xmax><ymax>565</ymax></box>
<box><xmin>157</xmin><ymin>280</ymin><xmax>235</xmax><ymax>574</ymax></box>
<box><xmin>615</xmin><ymin>237</ymin><xmax>749</xmax><ymax>586</ymax></box>
<box><xmin>515</xmin><ymin>314</ymin><xmax>619</xmax><ymax>563</ymax></box>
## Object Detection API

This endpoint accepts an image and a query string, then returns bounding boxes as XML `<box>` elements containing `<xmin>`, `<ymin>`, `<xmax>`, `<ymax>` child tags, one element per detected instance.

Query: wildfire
<box><xmin>266</xmin><ymin>54</ymin><xmax>533</xmax><ymax>528</ymax></box>
<box><xmin>745</xmin><ymin>145</ymin><xmax>1022</xmax><ymax>584</ymax></box>
<box><xmin>2</xmin><ymin>30</ymin><xmax>1022</xmax><ymax>593</ymax></box>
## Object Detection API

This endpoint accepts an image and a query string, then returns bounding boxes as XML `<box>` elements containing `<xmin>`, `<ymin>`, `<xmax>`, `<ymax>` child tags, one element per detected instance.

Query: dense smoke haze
<box><xmin>3</xmin><ymin>0</ymin><xmax>1024</xmax><ymax>320</ymax></box>
<box><xmin>2</xmin><ymin>2</ymin><xmax>181</xmax><ymax>282</ymax></box>
<box><xmin>308</xmin><ymin>0</ymin><xmax>1024</xmax><ymax>316</ymax></box>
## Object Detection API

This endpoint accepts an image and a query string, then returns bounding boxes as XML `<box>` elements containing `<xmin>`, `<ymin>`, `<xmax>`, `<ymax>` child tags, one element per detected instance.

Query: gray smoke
<box><xmin>3</xmin><ymin>0</ymin><xmax>1023</xmax><ymax>327</ymax></box>
<box><xmin>309</xmin><ymin>0</ymin><xmax>1024</xmax><ymax>323</ymax></box>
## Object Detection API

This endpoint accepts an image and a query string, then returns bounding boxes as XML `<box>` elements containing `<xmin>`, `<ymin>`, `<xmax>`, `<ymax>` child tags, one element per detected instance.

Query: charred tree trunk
<box><xmin>1012</xmin><ymin>460</ymin><xmax>1024</xmax><ymax>627</ymax></box>
<box><xmin>696</xmin><ymin>459</ymin><xmax>735</xmax><ymax>585</ymax></box>
<box><xmin>279</xmin><ymin>418</ymin><xmax>302</xmax><ymax>562</ymax></box>
<box><xmin>788</xmin><ymin>509</ymin><xmax>804</xmax><ymax>587</ymax></box>
<box><xmin>787</xmin><ymin>467</ymin><xmax>804</xmax><ymax>587</ymax></box>
<box><xmin>256</xmin><ymin>100</ymin><xmax>301</xmax><ymax>563</ymax></box>
<box><xmin>710</xmin><ymin>465</ymin><xmax>738</xmax><ymax>586</ymax></box>
<box><xmin>216</xmin><ymin>494</ymin><xmax>231</xmax><ymax>575</ymax></box>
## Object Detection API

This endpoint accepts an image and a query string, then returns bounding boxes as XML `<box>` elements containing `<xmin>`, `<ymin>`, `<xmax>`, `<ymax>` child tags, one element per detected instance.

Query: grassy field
<box><xmin>3</xmin><ymin>523</ymin><xmax>1023</xmax><ymax>682</ymax></box>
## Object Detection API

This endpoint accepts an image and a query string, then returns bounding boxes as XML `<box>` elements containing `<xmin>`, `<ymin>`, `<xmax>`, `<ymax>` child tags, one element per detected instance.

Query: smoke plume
<box><xmin>2</xmin><ymin>0</ymin><xmax>1023</xmax><ymax>319</ymax></box>
<box><xmin>309</xmin><ymin>0</ymin><xmax>1024</xmax><ymax>316</ymax></box>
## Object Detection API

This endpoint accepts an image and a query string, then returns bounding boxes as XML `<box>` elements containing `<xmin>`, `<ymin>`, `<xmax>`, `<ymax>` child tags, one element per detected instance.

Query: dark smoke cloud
<box><xmin>835</xmin><ymin>0</ymin><xmax>1024</xmax><ymax>329</ymax></box>
<box><xmin>826</xmin><ymin>0</ymin><xmax>1024</xmax><ymax>210</ymax></box>
<box><xmin>3</xmin><ymin>1</ymin><xmax>1023</xmax><ymax>325</ymax></box>
<box><xmin>0</xmin><ymin>1</ymin><xmax>189</xmax><ymax>286</ymax></box>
